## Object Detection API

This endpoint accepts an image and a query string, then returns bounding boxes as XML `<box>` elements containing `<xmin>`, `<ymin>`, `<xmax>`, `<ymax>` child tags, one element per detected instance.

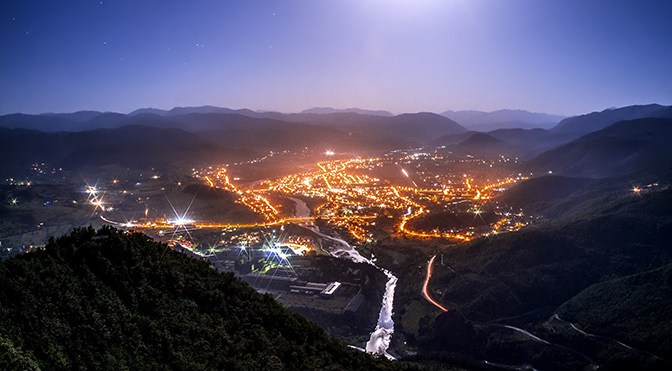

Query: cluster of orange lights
<box><xmin>191</xmin><ymin>156</ymin><xmax>524</xmax><ymax>243</ymax></box>
<box><xmin>207</xmin><ymin>169</ymin><xmax>279</xmax><ymax>221</ymax></box>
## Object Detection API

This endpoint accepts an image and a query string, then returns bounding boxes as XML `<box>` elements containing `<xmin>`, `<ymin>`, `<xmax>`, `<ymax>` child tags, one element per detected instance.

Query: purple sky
<box><xmin>1</xmin><ymin>0</ymin><xmax>671</xmax><ymax>115</ymax></box>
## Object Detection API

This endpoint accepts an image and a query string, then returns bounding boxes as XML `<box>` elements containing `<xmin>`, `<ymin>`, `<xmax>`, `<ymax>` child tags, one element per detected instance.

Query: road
<box><xmin>422</xmin><ymin>254</ymin><xmax>598</xmax><ymax>367</ymax></box>
<box><xmin>551</xmin><ymin>314</ymin><xmax>667</xmax><ymax>361</ymax></box>
<box><xmin>422</xmin><ymin>255</ymin><xmax>448</xmax><ymax>312</ymax></box>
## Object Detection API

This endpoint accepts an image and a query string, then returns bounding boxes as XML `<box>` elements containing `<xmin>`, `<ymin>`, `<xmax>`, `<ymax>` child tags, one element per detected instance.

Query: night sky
<box><xmin>1</xmin><ymin>0</ymin><xmax>671</xmax><ymax>115</ymax></box>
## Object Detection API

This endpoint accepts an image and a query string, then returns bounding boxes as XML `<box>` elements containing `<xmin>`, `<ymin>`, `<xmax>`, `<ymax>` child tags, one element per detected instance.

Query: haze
<box><xmin>1</xmin><ymin>0</ymin><xmax>671</xmax><ymax>116</ymax></box>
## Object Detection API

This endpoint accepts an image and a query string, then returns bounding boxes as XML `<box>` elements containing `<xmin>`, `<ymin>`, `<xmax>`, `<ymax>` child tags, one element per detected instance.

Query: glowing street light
<box><xmin>86</xmin><ymin>185</ymin><xmax>98</xmax><ymax>196</ymax></box>
<box><xmin>168</xmin><ymin>217</ymin><xmax>195</xmax><ymax>226</ymax></box>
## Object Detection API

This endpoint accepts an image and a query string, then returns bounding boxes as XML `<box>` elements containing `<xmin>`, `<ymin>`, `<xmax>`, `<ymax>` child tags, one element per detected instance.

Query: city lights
<box><xmin>187</xmin><ymin>152</ymin><xmax>528</xmax><ymax>241</ymax></box>
<box><xmin>89</xmin><ymin>149</ymin><xmax>528</xmax><ymax>244</ymax></box>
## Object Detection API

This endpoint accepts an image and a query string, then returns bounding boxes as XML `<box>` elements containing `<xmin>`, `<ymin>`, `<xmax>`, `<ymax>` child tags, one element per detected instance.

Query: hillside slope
<box><xmin>452</xmin><ymin>133</ymin><xmax>517</xmax><ymax>157</ymax></box>
<box><xmin>551</xmin><ymin>104</ymin><xmax>671</xmax><ymax>135</ymax></box>
<box><xmin>528</xmin><ymin>118</ymin><xmax>672</xmax><ymax>178</ymax></box>
<box><xmin>0</xmin><ymin>125</ymin><xmax>251</xmax><ymax>176</ymax></box>
<box><xmin>438</xmin><ymin>186</ymin><xmax>672</xmax><ymax>320</ymax></box>
<box><xmin>556</xmin><ymin>263</ymin><xmax>672</xmax><ymax>360</ymax></box>
<box><xmin>413</xmin><ymin>186</ymin><xmax>672</xmax><ymax>369</ymax></box>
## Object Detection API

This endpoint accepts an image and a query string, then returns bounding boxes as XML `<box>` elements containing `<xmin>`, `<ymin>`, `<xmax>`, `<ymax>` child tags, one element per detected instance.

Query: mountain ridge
<box><xmin>528</xmin><ymin>117</ymin><xmax>672</xmax><ymax>178</ymax></box>
<box><xmin>441</xmin><ymin>109</ymin><xmax>565</xmax><ymax>131</ymax></box>
<box><xmin>301</xmin><ymin>107</ymin><xmax>394</xmax><ymax>116</ymax></box>
<box><xmin>551</xmin><ymin>104</ymin><xmax>672</xmax><ymax>135</ymax></box>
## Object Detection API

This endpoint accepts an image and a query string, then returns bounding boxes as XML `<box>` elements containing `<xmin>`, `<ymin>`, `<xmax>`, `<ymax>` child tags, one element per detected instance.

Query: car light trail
<box><xmin>422</xmin><ymin>255</ymin><xmax>448</xmax><ymax>312</ymax></box>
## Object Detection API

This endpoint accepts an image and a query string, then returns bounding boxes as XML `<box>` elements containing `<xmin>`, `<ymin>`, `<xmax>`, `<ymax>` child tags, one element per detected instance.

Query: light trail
<box><xmin>401</xmin><ymin>167</ymin><xmax>419</xmax><ymax>188</ymax></box>
<box><xmin>100</xmin><ymin>215</ymin><xmax>120</xmax><ymax>225</ymax></box>
<box><xmin>501</xmin><ymin>325</ymin><xmax>550</xmax><ymax>344</ymax></box>
<box><xmin>422</xmin><ymin>255</ymin><xmax>448</xmax><ymax>312</ymax></box>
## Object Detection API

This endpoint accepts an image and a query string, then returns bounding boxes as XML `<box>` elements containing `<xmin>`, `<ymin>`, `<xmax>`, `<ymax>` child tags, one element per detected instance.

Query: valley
<box><xmin>1</xmin><ymin>106</ymin><xmax>671</xmax><ymax>370</ymax></box>
<box><xmin>3</xmin><ymin>1</ymin><xmax>671</xmax><ymax>369</ymax></box>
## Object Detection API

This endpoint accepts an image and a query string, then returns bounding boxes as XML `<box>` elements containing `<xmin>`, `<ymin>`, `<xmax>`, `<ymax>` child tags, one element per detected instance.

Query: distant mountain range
<box><xmin>430</xmin><ymin>104</ymin><xmax>672</xmax><ymax>162</ymax></box>
<box><xmin>0</xmin><ymin>125</ymin><xmax>253</xmax><ymax>175</ymax></box>
<box><xmin>300</xmin><ymin>107</ymin><xmax>394</xmax><ymax>116</ymax></box>
<box><xmin>2</xmin><ymin>103</ymin><xmax>671</xmax><ymax>178</ymax></box>
<box><xmin>551</xmin><ymin>104</ymin><xmax>672</xmax><ymax>135</ymax></box>
<box><xmin>447</xmin><ymin>132</ymin><xmax>518</xmax><ymax>157</ymax></box>
<box><xmin>0</xmin><ymin>110</ymin><xmax>468</xmax><ymax>176</ymax></box>
<box><xmin>441</xmin><ymin>109</ymin><xmax>565</xmax><ymax>131</ymax></box>
<box><xmin>129</xmin><ymin>105</ymin><xmax>263</xmax><ymax>117</ymax></box>
<box><xmin>0</xmin><ymin>109</ymin><xmax>466</xmax><ymax>144</ymax></box>
<box><xmin>4</xmin><ymin>104</ymin><xmax>669</xmax><ymax>135</ymax></box>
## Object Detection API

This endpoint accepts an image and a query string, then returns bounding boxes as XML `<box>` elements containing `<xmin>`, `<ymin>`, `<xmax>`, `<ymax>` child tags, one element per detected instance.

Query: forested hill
<box><xmin>0</xmin><ymin>227</ymin><xmax>415</xmax><ymax>371</ymax></box>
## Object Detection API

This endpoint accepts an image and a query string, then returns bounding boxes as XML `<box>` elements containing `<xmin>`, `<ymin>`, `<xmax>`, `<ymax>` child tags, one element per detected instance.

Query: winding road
<box><xmin>551</xmin><ymin>314</ymin><xmax>667</xmax><ymax>361</ymax></box>
<box><xmin>425</xmin><ymin>252</ymin><xmax>598</xmax><ymax>367</ymax></box>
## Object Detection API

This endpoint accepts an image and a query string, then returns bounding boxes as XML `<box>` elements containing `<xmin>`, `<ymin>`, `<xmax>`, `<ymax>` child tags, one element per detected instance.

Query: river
<box><xmin>288</xmin><ymin>197</ymin><xmax>398</xmax><ymax>360</ymax></box>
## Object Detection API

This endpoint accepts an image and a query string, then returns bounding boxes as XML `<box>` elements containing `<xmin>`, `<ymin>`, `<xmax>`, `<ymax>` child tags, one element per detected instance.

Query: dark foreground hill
<box><xmin>0</xmin><ymin>227</ymin><xmax>417</xmax><ymax>371</ymax></box>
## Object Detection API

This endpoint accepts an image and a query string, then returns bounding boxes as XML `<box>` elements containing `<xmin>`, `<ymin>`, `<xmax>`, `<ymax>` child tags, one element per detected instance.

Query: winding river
<box><xmin>288</xmin><ymin>197</ymin><xmax>398</xmax><ymax>360</ymax></box>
